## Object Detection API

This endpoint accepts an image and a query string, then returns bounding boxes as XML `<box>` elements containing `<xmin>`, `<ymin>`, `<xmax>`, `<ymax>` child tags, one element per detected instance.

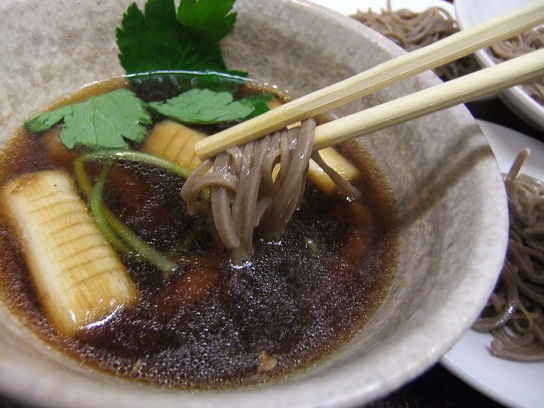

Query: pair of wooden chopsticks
<box><xmin>195</xmin><ymin>1</ymin><xmax>544</xmax><ymax>159</ymax></box>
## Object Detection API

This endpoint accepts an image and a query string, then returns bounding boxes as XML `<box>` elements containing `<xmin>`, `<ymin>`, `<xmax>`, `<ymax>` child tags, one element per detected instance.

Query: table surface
<box><xmin>1</xmin><ymin>0</ymin><xmax>543</xmax><ymax>402</ymax></box>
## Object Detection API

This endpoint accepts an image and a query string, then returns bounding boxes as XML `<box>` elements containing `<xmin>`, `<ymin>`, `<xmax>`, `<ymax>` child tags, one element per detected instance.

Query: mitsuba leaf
<box><xmin>25</xmin><ymin>105</ymin><xmax>73</xmax><ymax>133</ymax></box>
<box><xmin>238</xmin><ymin>93</ymin><xmax>273</xmax><ymax>120</ymax></box>
<box><xmin>148</xmin><ymin>88</ymin><xmax>254</xmax><ymax>124</ymax></box>
<box><xmin>117</xmin><ymin>0</ymin><xmax>238</xmax><ymax>74</ymax></box>
<box><xmin>24</xmin><ymin>89</ymin><xmax>152</xmax><ymax>149</ymax></box>
<box><xmin>117</xmin><ymin>0</ymin><xmax>194</xmax><ymax>74</ymax></box>
<box><xmin>177</xmin><ymin>0</ymin><xmax>237</xmax><ymax>43</ymax></box>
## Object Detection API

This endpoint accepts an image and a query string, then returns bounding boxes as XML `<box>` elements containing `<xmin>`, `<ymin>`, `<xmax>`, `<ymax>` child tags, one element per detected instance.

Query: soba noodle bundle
<box><xmin>489</xmin><ymin>27</ymin><xmax>544</xmax><ymax>105</ymax></box>
<box><xmin>473</xmin><ymin>149</ymin><xmax>544</xmax><ymax>361</ymax></box>
<box><xmin>351</xmin><ymin>1</ymin><xmax>479</xmax><ymax>81</ymax></box>
<box><xmin>181</xmin><ymin>118</ymin><xmax>358</xmax><ymax>264</ymax></box>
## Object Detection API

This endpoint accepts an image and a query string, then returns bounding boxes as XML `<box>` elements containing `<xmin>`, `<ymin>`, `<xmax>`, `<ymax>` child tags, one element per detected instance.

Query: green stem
<box><xmin>74</xmin><ymin>150</ymin><xmax>184</xmax><ymax>277</ymax></box>
<box><xmin>79</xmin><ymin>149</ymin><xmax>209</xmax><ymax>201</ymax></box>
<box><xmin>90</xmin><ymin>167</ymin><xmax>132</xmax><ymax>254</ymax></box>
<box><xmin>79</xmin><ymin>150</ymin><xmax>192</xmax><ymax>179</ymax></box>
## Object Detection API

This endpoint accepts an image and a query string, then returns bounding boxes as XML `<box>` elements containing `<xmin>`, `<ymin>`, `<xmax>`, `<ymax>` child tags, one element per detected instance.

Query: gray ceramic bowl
<box><xmin>0</xmin><ymin>0</ymin><xmax>508</xmax><ymax>407</ymax></box>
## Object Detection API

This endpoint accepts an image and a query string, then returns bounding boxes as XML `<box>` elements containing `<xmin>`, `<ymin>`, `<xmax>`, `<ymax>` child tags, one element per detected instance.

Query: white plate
<box><xmin>309</xmin><ymin>2</ymin><xmax>544</xmax><ymax>407</ymax></box>
<box><xmin>441</xmin><ymin>120</ymin><xmax>544</xmax><ymax>408</ymax></box>
<box><xmin>454</xmin><ymin>0</ymin><xmax>544</xmax><ymax>132</ymax></box>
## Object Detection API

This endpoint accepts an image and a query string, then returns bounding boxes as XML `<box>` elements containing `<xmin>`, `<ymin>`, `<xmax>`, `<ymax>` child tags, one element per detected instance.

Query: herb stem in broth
<box><xmin>74</xmin><ymin>150</ymin><xmax>196</xmax><ymax>277</ymax></box>
<box><xmin>90</xmin><ymin>167</ymin><xmax>133</xmax><ymax>255</ymax></box>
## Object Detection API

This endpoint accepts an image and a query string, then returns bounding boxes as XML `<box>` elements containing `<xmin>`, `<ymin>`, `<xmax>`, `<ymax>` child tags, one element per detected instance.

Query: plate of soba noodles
<box><xmin>455</xmin><ymin>0</ymin><xmax>544</xmax><ymax>131</ymax></box>
<box><xmin>442</xmin><ymin>120</ymin><xmax>544</xmax><ymax>408</ymax></box>
<box><xmin>310</xmin><ymin>0</ymin><xmax>481</xmax><ymax>81</ymax></box>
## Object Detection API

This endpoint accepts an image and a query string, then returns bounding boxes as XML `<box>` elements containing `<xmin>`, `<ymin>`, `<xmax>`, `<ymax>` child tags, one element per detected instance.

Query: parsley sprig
<box><xmin>25</xmin><ymin>89</ymin><xmax>152</xmax><ymax>149</ymax></box>
<box><xmin>117</xmin><ymin>0</ymin><xmax>238</xmax><ymax>74</ymax></box>
<box><xmin>24</xmin><ymin>87</ymin><xmax>272</xmax><ymax>149</ymax></box>
<box><xmin>23</xmin><ymin>0</ymin><xmax>263</xmax><ymax>150</ymax></box>
<box><xmin>149</xmin><ymin>89</ymin><xmax>253</xmax><ymax>124</ymax></box>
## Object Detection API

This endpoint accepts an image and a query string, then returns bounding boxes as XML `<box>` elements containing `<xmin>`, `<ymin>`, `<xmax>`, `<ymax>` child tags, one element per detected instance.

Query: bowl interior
<box><xmin>0</xmin><ymin>1</ymin><xmax>508</xmax><ymax>407</ymax></box>
<box><xmin>454</xmin><ymin>0</ymin><xmax>544</xmax><ymax>131</ymax></box>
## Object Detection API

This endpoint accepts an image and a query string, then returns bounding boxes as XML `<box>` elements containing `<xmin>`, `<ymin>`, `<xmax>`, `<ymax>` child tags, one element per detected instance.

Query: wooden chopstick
<box><xmin>313</xmin><ymin>48</ymin><xmax>544</xmax><ymax>150</ymax></box>
<box><xmin>195</xmin><ymin>1</ymin><xmax>544</xmax><ymax>159</ymax></box>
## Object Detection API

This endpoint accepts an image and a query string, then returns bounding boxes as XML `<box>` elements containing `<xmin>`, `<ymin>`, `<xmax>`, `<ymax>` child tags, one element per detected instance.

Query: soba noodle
<box><xmin>181</xmin><ymin>118</ymin><xmax>359</xmax><ymax>264</ymax></box>
<box><xmin>473</xmin><ymin>149</ymin><xmax>544</xmax><ymax>361</ymax></box>
<box><xmin>350</xmin><ymin>1</ymin><xmax>479</xmax><ymax>81</ymax></box>
<box><xmin>489</xmin><ymin>27</ymin><xmax>544</xmax><ymax>105</ymax></box>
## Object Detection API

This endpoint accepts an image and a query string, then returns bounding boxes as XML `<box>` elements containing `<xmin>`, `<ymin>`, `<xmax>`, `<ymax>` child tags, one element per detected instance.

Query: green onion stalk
<box><xmin>74</xmin><ymin>150</ymin><xmax>195</xmax><ymax>278</ymax></box>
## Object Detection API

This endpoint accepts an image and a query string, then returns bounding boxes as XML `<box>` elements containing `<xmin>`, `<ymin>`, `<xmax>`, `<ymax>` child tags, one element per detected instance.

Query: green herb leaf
<box><xmin>148</xmin><ymin>88</ymin><xmax>254</xmax><ymax>124</ymax></box>
<box><xmin>24</xmin><ymin>89</ymin><xmax>152</xmax><ymax>149</ymax></box>
<box><xmin>25</xmin><ymin>105</ymin><xmax>73</xmax><ymax>133</ymax></box>
<box><xmin>238</xmin><ymin>93</ymin><xmax>273</xmax><ymax>120</ymax></box>
<box><xmin>177</xmin><ymin>0</ymin><xmax>237</xmax><ymax>43</ymax></box>
<box><xmin>117</xmin><ymin>0</ymin><xmax>238</xmax><ymax>74</ymax></box>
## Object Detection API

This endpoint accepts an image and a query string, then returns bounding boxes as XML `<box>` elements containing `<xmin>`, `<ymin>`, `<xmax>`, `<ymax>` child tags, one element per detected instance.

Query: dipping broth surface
<box><xmin>0</xmin><ymin>75</ymin><xmax>399</xmax><ymax>388</ymax></box>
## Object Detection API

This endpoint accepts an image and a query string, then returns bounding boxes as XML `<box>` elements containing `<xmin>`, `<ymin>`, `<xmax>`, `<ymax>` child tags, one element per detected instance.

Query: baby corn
<box><xmin>271</xmin><ymin>102</ymin><xmax>360</xmax><ymax>194</ymax></box>
<box><xmin>142</xmin><ymin>119</ymin><xmax>205</xmax><ymax>170</ymax></box>
<box><xmin>308</xmin><ymin>147</ymin><xmax>359</xmax><ymax>194</ymax></box>
<box><xmin>0</xmin><ymin>170</ymin><xmax>139</xmax><ymax>336</ymax></box>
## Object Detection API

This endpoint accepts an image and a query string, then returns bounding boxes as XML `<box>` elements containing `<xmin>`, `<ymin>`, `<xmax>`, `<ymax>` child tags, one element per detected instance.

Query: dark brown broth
<box><xmin>0</xmin><ymin>77</ymin><xmax>399</xmax><ymax>388</ymax></box>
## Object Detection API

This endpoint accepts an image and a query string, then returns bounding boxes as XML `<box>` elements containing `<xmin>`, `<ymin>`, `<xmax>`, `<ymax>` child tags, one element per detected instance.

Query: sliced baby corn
<box><xmin>0</xmin><ymin>170</ymin><xmax>139</xmax><ymax>337</ymax></box>
<box><xmin>308</xmin><ymin>147</ymin><xmax>360</xmax><ymax>195</ymax></box>
<box><xmin>142</xmin><ymin>119</ymin><xmax>206</xmax><ymax>170</ymax></box>
<box><xmin>271</xmin><ymin>145</ymin><xmax>359</xmax><ymax>195</ymax></box>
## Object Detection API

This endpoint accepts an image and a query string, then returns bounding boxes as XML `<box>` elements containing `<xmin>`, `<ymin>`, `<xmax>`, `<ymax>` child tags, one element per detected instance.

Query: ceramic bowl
<box><xmin>0</xmin><ymin>0</ymin><xmax>508</xmax><ymax>407</ymax></box>
<box><xmin>455</xmin><ymin>0</ymin><xmax>544</xmax><ymax>131</ymax></box>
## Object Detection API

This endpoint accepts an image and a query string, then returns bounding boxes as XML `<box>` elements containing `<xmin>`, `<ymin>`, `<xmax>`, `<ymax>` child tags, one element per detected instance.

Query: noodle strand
<box><xmin>474</xmin><ymin>149</ymin><xmax>544</xmax><ymax>361</ymax></box>
<box><xmin>180</xmin><ymin>118</ymin><xmax>319</xmax><ymax>264</ymax></box>
<box><xmin>351</xmin><ymin>2</ymin><xmax>479</xmax><ymax>81</ymax></box>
